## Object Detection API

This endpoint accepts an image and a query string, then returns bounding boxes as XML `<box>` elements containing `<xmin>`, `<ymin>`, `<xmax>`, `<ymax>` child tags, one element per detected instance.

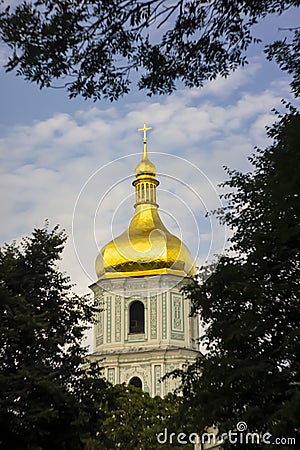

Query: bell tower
<box><xmin>89</xmin><ymin>124</ymin><xmax>199</xmax><ymax>396</ymax></box>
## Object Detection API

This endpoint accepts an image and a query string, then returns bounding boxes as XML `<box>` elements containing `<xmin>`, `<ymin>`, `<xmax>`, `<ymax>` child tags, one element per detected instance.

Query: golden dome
<box><xmin>95</xmin><ymin>123</ymin><xmax>195</xmax><ymax>279</ymax></box>
<box><xmin>134</xmin><ymin>154</ymin><xmax>156</xmax><ymax>178</ymax></box>
<box><xmin>135</xmin><ymin>157</ymin><xmax>156</xmax><ymax>178</ymax></box>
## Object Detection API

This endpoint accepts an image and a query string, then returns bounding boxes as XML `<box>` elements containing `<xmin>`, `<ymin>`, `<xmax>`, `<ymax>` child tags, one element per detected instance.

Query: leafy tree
<box><xmin>0</xmin><ymin>224</ymin><xmax>110</xmax><ymax>450</ymax></box>
<box><xmin>176</xmin><ymin>107</ymin><xmax>300</xmax><ymax>449</ymax></box>
<box><xmin>86</xmin><ymin>384</ymin><xmax>193</xmax><ymax>450</ymax></box>
<box><xmin>265</xmin><ymin>28</ymin><xmax>300</xmax><ymax>98</ymax></box>
<box><xmin>0</xmin><ymin>0</ymin><xmax>298</xmax><ymax>101</ymax></box>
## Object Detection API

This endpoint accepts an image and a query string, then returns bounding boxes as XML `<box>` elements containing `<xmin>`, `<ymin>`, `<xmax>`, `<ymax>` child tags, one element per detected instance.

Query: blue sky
<box><xmin>0</xmin><ymin>7</ymin><xmax>299</xmax><ymax>307</ymax></box>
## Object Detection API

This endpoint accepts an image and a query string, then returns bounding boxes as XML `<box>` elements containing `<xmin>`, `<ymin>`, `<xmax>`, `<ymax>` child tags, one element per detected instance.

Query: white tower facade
<box><xmin>89</xmin><ymin>124</ymin><xmax>199</xmax><ymax>396</ymax></box>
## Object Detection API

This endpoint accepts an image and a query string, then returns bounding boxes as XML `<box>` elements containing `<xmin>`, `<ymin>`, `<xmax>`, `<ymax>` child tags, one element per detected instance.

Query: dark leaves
<box><xmin>177</xmin><ymin>109</ymin><xmax>300</xmax><ymax>445</ymax></box>
<box><xmin>0</xmin><ymin>223</ymin><xmax>109</xmax><ymax>449</ymax></box>
<box><xmin>0</xmin><ymin>0</ymin><xmax>298</xmax><ymax>100</ymax></box>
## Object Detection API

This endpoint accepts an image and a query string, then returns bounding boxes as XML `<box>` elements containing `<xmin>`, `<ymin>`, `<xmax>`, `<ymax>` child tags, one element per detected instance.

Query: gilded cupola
<box><xmin>95</xmin><ymin>123</ymin><xmax>195</xmax><ymax>279</ymax></box>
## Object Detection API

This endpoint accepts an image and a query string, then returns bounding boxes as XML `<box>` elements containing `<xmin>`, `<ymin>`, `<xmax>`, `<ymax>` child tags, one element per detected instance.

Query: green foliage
<box><xmin>86</xmin><ymin>384</ymin><xmax>193</xmax><ymax>450</ymax></box>
<box><xmin>0</xmin><ymin>223</ymin><xmax>110</xmax><ymax>449</ymax></box>
<box><xmin>0</xmin><ymin>0</ymin><xmax>298</xmax><ymax>100</ymax></box>
<box><xmin>265</xmin><ymin>29</ymin><xmax>300</xmax><ymax>98</ymax></box>
<box><xmin>179</xmin><ymin>108</ymin><xmax>300</xmax><ymax>449</ymax></box>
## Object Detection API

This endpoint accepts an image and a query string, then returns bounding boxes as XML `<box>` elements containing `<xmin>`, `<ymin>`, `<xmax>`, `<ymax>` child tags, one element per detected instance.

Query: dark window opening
<box><xmin>129</xmin><ymin>301</ymin><xmax>144</xmax><ymax>334</ymax></box>
<box><xmin>129</xmin><ymin>376</ymin><xmax>142</xmax><ymax>389</ymax></box>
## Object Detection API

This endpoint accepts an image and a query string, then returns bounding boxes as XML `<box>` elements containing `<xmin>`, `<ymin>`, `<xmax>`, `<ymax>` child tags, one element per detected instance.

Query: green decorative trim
<box><xmin>96</xmin><ymin>336</ymin><xmax>103</xmax><ymax>346</ymax></box>
<box><xmin>95</xmin><ymin>294</ymin><xmax>103</xmax><ymax>345</ymax></box>
<box><xmin>150</xmin><ymin>295</ymin><xmax>157</xmax><ymax>339</ymax></box>
<box><xmin>115</xmin><ymin>295</ymin><xmax>121</xmax><ymax>342</ymax></box>
<box><xmin>154</xmin><ymin>365</ymin><xmax>162</xmax><ymax>396</ymax></box>
<box><xmin>124</xmin><ymin>296</ymin><xmax>130</xmax><ymax>340</ymax></box>
<box><xmin>170</xmin><ymin>292</ymin><xmax>184</xmax><ymax>334</ymax></box>
<box><xmin>107</xmin><ymin>368</ymin><xmax>115</xmax><ymax>384</ymax></box>
<box><xmin>171</xmin><ymin>332</ymin><xmax>185</xmax><ymax>340</ymax></box>
<box><xmin>96</xmin><ymin>311</ymin><xmax>103</xmax><ymax>338</ymax></box>
<box><xmin>162</xmin><ymin>293</ymin><xmax>167</xmax><ymax>339</ymax></box>
<box><xmin>107</xmin><ymin>296</ymin><xmax>112</xmax><ymax>343</ymax></box>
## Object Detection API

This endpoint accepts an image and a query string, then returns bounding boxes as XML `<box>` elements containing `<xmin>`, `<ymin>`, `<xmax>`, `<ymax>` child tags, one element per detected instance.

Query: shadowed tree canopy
<box><xmin>0</xmin><ymin>224</ymin><xmax>111</xmax><ymax>450</ymax></box>
<box><xmin>87</xmin><ymin>384</ymin><xmax>193</xmax><ymax>449</ymax></box>
<box><xmin>0</xmin><ymin>0</ymin><xmax>299</xmax><ymax>101</ymax></box>
<box><xmin>174</xmin><ymin>107</ymin><xmax>300</xmax><ymax>448</ymax></box>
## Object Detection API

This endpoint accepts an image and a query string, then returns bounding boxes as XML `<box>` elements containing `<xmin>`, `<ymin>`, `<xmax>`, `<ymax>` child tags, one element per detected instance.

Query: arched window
<box><xmin>129</xmin><ymin>376</ymin><xmax>142</xmax><ymax>389</ymax></box>
<box><xmin>129</xmin><ymin>301</ymin><xmax>144</xmax><ymax>334</ymax></box>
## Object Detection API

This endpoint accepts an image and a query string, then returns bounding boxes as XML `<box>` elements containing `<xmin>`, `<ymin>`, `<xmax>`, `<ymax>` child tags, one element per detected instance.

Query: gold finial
<box><xmin>138</xmin><ymin>122</ymin><xmax>152</xmax><ymax>159</ymax></box>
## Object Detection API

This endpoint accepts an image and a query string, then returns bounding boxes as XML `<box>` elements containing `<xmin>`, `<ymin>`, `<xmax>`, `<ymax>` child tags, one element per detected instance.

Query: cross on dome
<box><xmin>135</xmin><ymin>122</ymin><xmax>156</xmax><ymax>178</ymax></box>
<box><xmin>138</xmin><ymin>122</ymin><xmax>152</xmax><ymax>159</ymax></box>
<box><xmin>138</xmin><ymin>122</ymin><xmax>152</xmax><ymax>142</ymax></box>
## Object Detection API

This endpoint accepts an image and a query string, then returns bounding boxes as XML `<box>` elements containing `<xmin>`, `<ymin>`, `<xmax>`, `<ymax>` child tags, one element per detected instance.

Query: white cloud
<box><xmin>0</xmin><ymin>58</ymin><xmax>295</xmax><ymax>307</ymax></box>
<box><xmin>200</xmin><ymin>57</ymin><xmax>263</xmax><ymax>99</ymax></box>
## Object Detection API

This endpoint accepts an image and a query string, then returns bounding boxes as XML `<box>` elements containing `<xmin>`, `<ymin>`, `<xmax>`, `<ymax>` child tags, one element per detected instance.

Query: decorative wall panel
<box><xmin>106</xmin><ymin>296</ymin><xmax>112</xmax><ymax>343</ymax></box>
<box><xmin>115</xmin><ymin>295</ymin><xmax>121</xmax><ymax>342</ymax></box>
<box><xmin>150</xmin><ymin>295</ymin><xmax>157</xmax><ymax>339</ymax></box>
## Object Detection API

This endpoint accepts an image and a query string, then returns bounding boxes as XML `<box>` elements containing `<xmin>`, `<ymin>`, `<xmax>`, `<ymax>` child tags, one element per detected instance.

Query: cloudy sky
<box><xmin>0</xmin><ymin>6</ymin><xmax>299</xmax><ymax>316</ymax></box>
